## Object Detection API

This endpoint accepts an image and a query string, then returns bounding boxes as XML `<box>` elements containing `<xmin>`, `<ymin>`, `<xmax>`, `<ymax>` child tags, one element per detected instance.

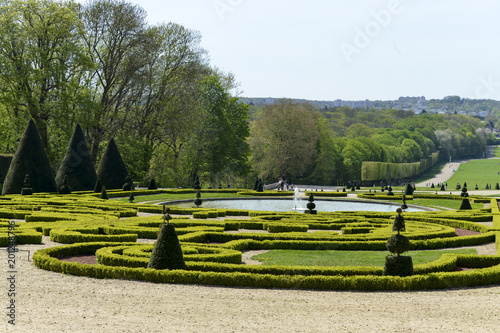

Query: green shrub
<box><xmin>266</xmin><ymin>223</ymin><xmax>308</xmax><ymax>233</ymax></box>
<box><xmin>384</xmin><ymin>255</ymin><xmax>413</xmax><ymax>277</ymax></box>
<box><xmin>193</xmin><ymin>212</ymin><xmax>208</xmax><ymax>219</ymax></box>
<box><xmin>148</xmin><ymin>224</ymin><xmax>186</xmax><ymax>270</ymax></box>
<box><xmin>33</xmin><ymin>242</ymin><xmax>500</xmax><ymax>290</ymax></box>
<box><xmin>304</xmin><ymin>191</ymin><xmax>347</xmax><ymax>197</ymax></box>
<box><xmin>49</xmin><ymin>228</ymin><xmax>137</xmax><ymax>244</ymax></box>
<box><xmin>2</xmin><ymin>119</ymin><xmax>57</xmax><ymax>194</ymax></box>
<box><xmin>96</xmin><ymin>138</ymin><xmax>129</xmax><ymax>190</ymax></box>
<box><xmin>55</xmin><ymin>124</ymin><xmax>97</xmax><ymax>191</ymax></box>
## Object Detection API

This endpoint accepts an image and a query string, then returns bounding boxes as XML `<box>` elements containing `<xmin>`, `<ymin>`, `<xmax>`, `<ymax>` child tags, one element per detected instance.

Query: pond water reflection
<box><xmin>168</xmin><ymin>199</ymin><xmax>426</xmax><ymax>213</ymax></box>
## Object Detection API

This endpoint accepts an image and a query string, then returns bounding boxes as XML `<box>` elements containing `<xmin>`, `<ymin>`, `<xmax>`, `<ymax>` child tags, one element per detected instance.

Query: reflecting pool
<box><xmin>167</xmin><ymin>198</ymin><xmax>426</xmax><ymax>213</ymax></box>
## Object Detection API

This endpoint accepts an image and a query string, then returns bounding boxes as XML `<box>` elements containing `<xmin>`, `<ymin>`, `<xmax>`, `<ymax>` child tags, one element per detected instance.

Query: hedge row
<box><xmin>89</xmin><ymin>188</ymin><xmax>242</xmax><ymax>199</ymax></box>
<box><xmin>491</xmin><ymin>199</ymin><xmax>499</xmax><ymax>214</ymax></box>
<box><xmin>33</xmin><ymin>242</ymin><xmax>500</xmax><ymax>290</ymax></box>
<box><xmin>135</xmin><ymin>205</ymin><xmax>249</xmax><ymax>217</ymax></box>
<box><xmin>49</xmin><ymin>228</ymin><xmax>137</xmax><ymax>244</ymax></box>
<box><xmin>357</xmin><ymin>194</ymin><xmax>413</xmax><ymax>201</ymax></box>
<box><xmin>361</xmin><ymin>152</ymin><xmax>439</xmax><ymax>181</ymax></box>
<box><xmin>237</xmin><ymin>190</ymin><xmax>294</xmax><ymax>197</ymax></box>
<box><xmin>210</xmin><ymin>232</ymin><xmax>496</xmax><ymax>251</ymax></box>
<box><xmin>96</xmin><ymin>243</ymin><xmax>242</xmax><ymax>266</ymax></box>
<box><xmin>304</xmin><ymin>191</ymin><xmax>348</xmax><ymax>197</ymax></box>
<box><xmin>0</xmin><ymin>229</ymin><xmax>43</xmax><ymax>246</ymax></box>
<box><xmin>266</xmin><ymin>223</ymin><xmax>309</xmax><ymax>233</ymax></box>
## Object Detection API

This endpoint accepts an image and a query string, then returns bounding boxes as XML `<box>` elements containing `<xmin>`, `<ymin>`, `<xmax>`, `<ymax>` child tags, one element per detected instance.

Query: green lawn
<box><xmin>251</xmin><ymin>249</ymin><xmax>477</xmax><ymax>267</ymax></box>
<box><xmin>445</xmin><ymin>159</ymin><xmax>500</xmax><ymax>188</ymax></box>
<box><xmin>412</xmin><ymin>198</ymin><xmax>484</xmax><ymax>210</ymax></box>
<box><xmin>116</xmin><ymin>192</ymin><xmax>240</xmax><ymax>203</ymax></box>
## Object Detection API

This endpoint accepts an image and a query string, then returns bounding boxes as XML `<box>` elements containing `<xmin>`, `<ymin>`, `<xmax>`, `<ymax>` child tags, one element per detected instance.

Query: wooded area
<box><xmin>0</xmin><ymin>0</ymin><xmax>494</xmax><ymax>188</ymax></box>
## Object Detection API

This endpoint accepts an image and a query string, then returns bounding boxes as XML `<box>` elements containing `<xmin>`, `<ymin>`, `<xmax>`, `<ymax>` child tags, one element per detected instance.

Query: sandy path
<box><xmin>416</xmin><ymin>162</ymin><xmax>463</xmax><ymax>188</ymax></box>
<box><xmin>416</xmin><ymin>146</ymin><xmax>499</xmax><ymax>188</ymax></box>
<box><xmin>2</xmin><ymin>238</ymin><xmax>499</xmax><ymax>333</ymax></box>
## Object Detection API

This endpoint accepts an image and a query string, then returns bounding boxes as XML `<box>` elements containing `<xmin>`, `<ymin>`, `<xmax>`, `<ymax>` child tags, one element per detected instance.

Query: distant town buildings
<box><xmin>241</xmin><ymin>96</ymin><xmax>498</xmax><ymax>119</ymax></box>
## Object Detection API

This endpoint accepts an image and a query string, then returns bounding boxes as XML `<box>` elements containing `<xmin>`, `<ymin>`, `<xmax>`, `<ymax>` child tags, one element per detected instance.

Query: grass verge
<box><xmin>251</xmin><ymin>248</ymin><xmax>477</xmax><ymax>267</ymax></box>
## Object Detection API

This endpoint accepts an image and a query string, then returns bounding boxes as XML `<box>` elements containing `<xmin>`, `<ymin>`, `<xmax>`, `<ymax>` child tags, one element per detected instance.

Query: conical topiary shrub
<box><xmin>2</xmin><ymin>119</ymin><xmax>57</xmax><ymax>194</ymax></box>
<box><xmin>193</xmin><ymin>175</ymin><xmax>201</xmax><ymax>190</ymax></box>
<box><xmin>384</xmin><ymin>208</ymin><xmax>413</xmax><ymax>277</ymax></box>
<box><xmin>55</xmin><ymin>124</ymin><xmax>97</xmax><ymax>191</ymax></box>
<box><xmin>0</xmin><ymin>154</ymin><xmax>13</xmax><ymax>184</ymax></box>
<box><xmin>148</xmin><ymin>178</ymin><xmax>157</xmax><ymax>190</ymax></box>
<box><xmin>147</xmin><ymin>224</ymin><xmax>186</xmax><ymax>270</ymax></box>
<box><xmin>100</xmin><ymin>186</ymin><xmax>108</xmax><ymax>200</ymax></box>
<box><xmin>96</xmin><ymin>138</ymin><xmax>128</xmax><ymax>190</ymax></box>
<box><xmin>459</xmin><ymin>198</ymin><xmax>472</xmax><ymax>210</ymax></box>
<box><xmin>93</xmin><ymin>178</ymin><xmax>102</xmax><ymax>193</ymax></box>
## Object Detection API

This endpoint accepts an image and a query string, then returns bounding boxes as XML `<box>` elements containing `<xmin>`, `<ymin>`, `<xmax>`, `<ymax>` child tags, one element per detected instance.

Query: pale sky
<box><xmin>84</xmin><ymin>0</ymin><xmax>500</xmax><ymax>101</ymax></box>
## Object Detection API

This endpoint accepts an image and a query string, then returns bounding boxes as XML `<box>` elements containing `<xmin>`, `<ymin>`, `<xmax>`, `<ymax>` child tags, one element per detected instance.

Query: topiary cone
<box><xmin>96</xmin><ymin>138</ymin><xmax>128</xmax><ymax>190</ymax></box>
<box><xmin>148</xmin><ymin>178</ymin><xmax>157</xmax><ymax>190</ymax></box>
<box><xmin>94</xmin><ymin>178</ymin><xmax>102</xmax><ymax>193</ymax></box>
<box><xmin>2</xmin><ymin>119</ymin><xmax>57</xmax><ymax>194</ymax></box>
<box><xmin>100</xmin><ymin>186</ymin><xmax>108</xmax><ymax>200</ymax></box>
<box><xmin>148</xmin><ymin>224</ymin><xmax>186</xmax><ymax>270</ymax></box>
<box><xmin>55</xmin><ymin>124</ymin><xmax>97</xmax><ymax>191</ymax></box>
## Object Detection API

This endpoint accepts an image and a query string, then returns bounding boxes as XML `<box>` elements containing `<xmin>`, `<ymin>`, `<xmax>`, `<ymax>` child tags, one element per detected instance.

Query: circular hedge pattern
<box><xmin>0</xmin><ymin>192</ymin><xmax>495</xmax><ymax>290</ymax></box>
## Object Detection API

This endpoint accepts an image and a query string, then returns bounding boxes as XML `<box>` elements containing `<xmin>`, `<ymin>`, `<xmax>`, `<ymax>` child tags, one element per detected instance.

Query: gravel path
<box><xmin>2</xmin><ymin>237</ymin><xmax>499</xmax><ymax>332</ymax></box>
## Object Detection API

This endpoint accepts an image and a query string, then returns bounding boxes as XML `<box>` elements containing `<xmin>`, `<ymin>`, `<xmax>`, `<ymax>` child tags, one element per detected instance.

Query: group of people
<box><xmin>277</xmin><ymin>177</ymin><xmax>291</xmax><ymax>191</ymax></box>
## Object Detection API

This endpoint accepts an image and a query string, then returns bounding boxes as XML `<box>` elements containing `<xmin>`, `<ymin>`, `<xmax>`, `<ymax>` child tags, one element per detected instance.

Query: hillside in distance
<box><xmin>239</xmin><ymin>96</ymin><xmax>500</xmax><ymax>118</ymax></box>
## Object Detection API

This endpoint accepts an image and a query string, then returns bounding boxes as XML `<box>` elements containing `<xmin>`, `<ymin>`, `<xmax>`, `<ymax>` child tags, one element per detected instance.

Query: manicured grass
<box><xmin>252</xmin><ymin>249</ymin><xmax>477</xmax><ymax>267</ymax></box>
<box><xmin>117</xmin><ymin>192</ymin><xmax>241</xmax><ymax>203</ymax></box>
<box><xmin>446</xmin><ymin>159</ymin><xmax>500</xmax><ymax>188</ymax></box>
<box><xmin>412</xmin><ymin>198</ymin><xmax>484</xmax><ymax>210</ymax></box>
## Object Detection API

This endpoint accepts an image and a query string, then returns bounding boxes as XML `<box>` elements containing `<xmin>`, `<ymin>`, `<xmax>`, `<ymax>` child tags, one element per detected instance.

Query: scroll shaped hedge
<box><xmin>33</xmin><ymin>242</ymin><xmax>500</xmax><ymax>291</ymax></box>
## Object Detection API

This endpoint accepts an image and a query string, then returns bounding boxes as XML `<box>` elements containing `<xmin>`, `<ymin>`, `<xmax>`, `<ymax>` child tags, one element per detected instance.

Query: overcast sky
<box><xmin>92</xmin><ymin>0</ymin><xmax>500</xmax><ymax>101</ymax></box>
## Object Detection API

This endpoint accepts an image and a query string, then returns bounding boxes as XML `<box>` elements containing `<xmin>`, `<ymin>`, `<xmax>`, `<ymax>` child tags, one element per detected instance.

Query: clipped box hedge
<box><xmin>266</xmin><ymin>223</ymin><xmax>308</xmax><ymax>233</ymax></box>
<box><xmin>33</xmin><ymin>242</ymin><xmax>500</xmax><ymax>290</ymax></box>
<box><xmin>49</xmin><ymin>228</ymin><xmax>137</xmax><ymax>244</ymax></box>
<box><xmin>304</xmin><ymin>191</ymin><xmax>348</xmax><ymax>197</ymax></box>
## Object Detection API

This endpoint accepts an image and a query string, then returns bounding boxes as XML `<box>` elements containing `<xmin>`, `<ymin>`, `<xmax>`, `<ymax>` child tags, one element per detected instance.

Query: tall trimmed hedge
<box><xmin>2</xmin><ymin>119</ymin><xmax>57</xmax><ymax>194</ymax></box>
<box><xmin>55</xmin><ymin>124</ymin><xmax>97</xmax><ymax>191</ymax></box>
<box><xmin>0</xmin><ymin>154</ymin><xmax>13</xmax><ymax>183</ymax></box>
<box><xmin>96</xmin><ymin>138</ymin><xmax>128</xmax><ymax>190</ymax></box>
<box><xmin>361</xmin><ymin>151</ymin><xmax>439</xmax><ymax>181</ymax></box>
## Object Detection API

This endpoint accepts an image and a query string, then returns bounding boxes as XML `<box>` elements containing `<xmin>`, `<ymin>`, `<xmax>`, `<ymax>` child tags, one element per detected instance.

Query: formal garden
<box><xmin>0</xmin><ymin>119</ymin><xmax>498</xmax><ymax>292</ymax></box>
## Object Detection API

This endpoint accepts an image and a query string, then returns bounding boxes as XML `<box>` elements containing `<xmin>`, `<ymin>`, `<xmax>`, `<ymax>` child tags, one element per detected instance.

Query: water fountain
<box><xmin>293</xmin><ymin>187</ymin><xmax>305</xmax><ymax>211</ymax></box>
